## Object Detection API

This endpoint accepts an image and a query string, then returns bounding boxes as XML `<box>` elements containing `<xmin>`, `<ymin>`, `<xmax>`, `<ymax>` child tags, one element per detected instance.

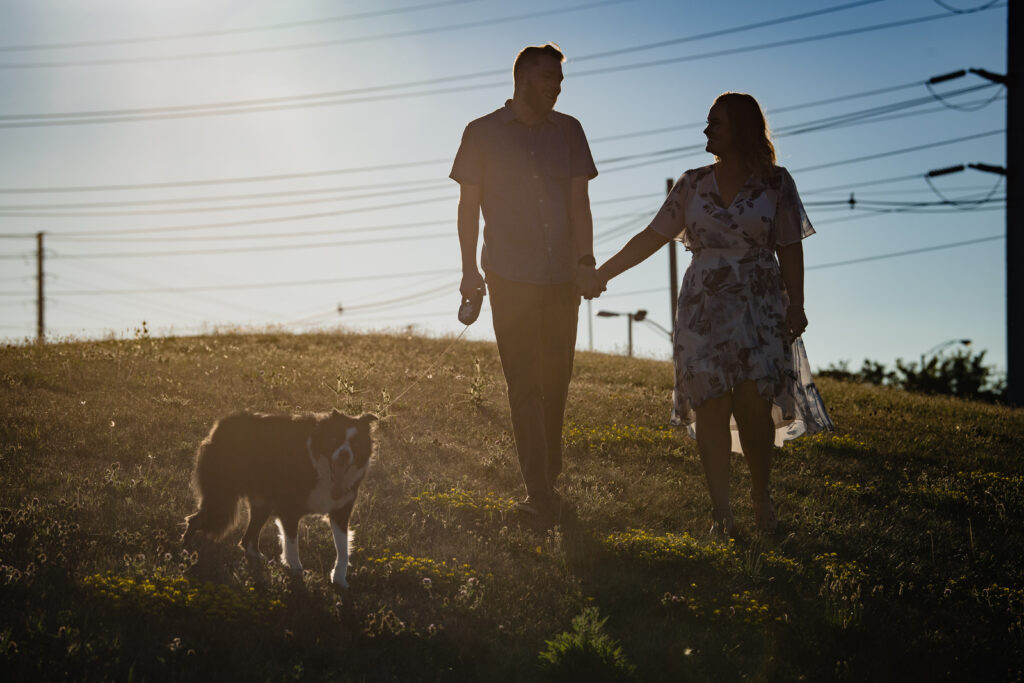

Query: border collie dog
<box><xmin>183</xmin><ymin>409</ymin><xmax>377</xmax><ymax>589</ymax></box>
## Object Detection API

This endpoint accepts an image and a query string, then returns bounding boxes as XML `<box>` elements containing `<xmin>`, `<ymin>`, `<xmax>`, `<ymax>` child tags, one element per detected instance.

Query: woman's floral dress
<box><xmin>649</xmin><ymin>164</ymin><xmax>833</xmax><ymax>453</ymax></box>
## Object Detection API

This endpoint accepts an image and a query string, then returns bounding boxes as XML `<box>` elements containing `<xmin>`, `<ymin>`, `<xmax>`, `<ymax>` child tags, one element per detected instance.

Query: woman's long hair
<box><xmin>713</xmin><ymin>92</ymin><xmax>775</xmax><ymax>178</ymax></box>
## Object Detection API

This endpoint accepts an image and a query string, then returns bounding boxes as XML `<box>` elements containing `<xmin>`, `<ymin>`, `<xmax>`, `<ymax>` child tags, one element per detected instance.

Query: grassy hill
<box><xmin>1</xmin><ymin>331</ymin><xmax>1022</xmax><ymax>681</ymax></box>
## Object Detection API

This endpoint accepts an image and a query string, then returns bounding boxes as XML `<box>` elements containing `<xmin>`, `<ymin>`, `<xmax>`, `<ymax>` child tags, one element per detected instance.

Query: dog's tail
<box><xmin>183</xmin><ymin>430</ymin><xmax>243</xmax><ymax>546</ymax></box>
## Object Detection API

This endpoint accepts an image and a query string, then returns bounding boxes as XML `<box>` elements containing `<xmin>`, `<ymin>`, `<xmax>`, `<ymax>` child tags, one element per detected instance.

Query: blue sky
<box><xmin>0</xmin><ymin>0</ymin><xmax>1007</xmax><ymax>375</ymax></box>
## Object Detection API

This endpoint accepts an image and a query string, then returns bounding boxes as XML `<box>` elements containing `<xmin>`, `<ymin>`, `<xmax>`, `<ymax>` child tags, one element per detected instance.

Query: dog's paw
<box><xmin>242</xmin><ymin>545</ymin><xmax>266</xmax><ymax>562</ymax></box>
<box><xmin>330</xmin><ymin>568</ymin><xmax>350</xmax><ymax>590</ymax></box>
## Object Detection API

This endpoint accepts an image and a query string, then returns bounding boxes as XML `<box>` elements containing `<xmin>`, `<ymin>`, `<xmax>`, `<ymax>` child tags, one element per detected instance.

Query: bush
<box><xmin>538</xmin><ymin>607</ymin><xmax>636</xmax><ymax>682</ymax></box>
<box><xmin>818</xmin><ymin>349</ymin><xmax>1006</xmax><ymax>403</ymax></box>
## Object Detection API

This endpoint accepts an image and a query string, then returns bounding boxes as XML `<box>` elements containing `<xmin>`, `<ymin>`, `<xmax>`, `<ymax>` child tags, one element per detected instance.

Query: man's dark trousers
<box><xmin>487</xmin><ymin>271</ymin><xmax>579</xmax><ymax>504</ymax></box>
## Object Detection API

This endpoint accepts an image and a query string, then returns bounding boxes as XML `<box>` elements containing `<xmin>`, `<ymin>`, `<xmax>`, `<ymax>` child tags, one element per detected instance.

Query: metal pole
<box><xmin>666</xmin><ymin>178</ymin><xmax>678</xmax><ymax>327</ymax></box>
<box><xmin>587</xmin><ymin>298</ymin><xmax>593</xmax><ymax>351</ymax></box>
<box><xmin>627</xmin><ymin>314</ymin><xmax>633</xmax><ymax>357</ymax></box>
<box><xmin>36</xmin><ymin>232</ymin><xmax>44</xmax><ymax>343</ymax></box>
<box><xmin>1008</xmin><ymin>2</ymin><xmax>1022</xmax><ymax>405</ymax></box>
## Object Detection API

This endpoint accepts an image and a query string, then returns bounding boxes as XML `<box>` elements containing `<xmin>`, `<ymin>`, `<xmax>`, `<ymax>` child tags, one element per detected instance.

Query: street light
<box><xmin>924</xmin><ymin>338</ymin><xmax>972</xmax><ymax>361</ymax></box>
<box><xmin>597</xmin><ymin>309</ymin><xmax>647</xmax><ymax>357</ymax></box>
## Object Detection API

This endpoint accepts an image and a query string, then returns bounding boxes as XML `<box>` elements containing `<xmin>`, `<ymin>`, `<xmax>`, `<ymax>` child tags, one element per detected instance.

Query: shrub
<box><xmin>538</xmin><ymin>607</ymin><xmax>636</xmax><ymax>682</ymax></box>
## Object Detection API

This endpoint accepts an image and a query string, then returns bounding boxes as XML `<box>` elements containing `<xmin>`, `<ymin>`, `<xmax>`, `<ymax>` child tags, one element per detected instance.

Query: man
<box><xmin>450</xmin><ymin>43</ymin><xmax>599</xmax><ymax>521</ymax></box>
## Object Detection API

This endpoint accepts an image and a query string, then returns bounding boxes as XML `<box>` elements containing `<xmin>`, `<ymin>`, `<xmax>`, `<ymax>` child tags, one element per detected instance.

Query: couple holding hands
<box><xmin>451</xmin><ymin>43</ymin><xmax>832</xmax><ymax>535</ymax></box>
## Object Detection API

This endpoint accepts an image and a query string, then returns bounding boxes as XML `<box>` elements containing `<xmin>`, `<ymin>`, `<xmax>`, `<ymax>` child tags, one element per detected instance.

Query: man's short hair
<box><xmin>513</xmin><ymin>43</ymin><xmax>565</xmax><ymax>84</ymax></box>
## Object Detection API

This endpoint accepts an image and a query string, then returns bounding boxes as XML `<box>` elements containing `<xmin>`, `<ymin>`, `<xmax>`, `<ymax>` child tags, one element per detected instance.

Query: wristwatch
<box><xmin>577</xmin><ymin>254</ymin><xmax>596</xmax><ymax>267</ymax></box>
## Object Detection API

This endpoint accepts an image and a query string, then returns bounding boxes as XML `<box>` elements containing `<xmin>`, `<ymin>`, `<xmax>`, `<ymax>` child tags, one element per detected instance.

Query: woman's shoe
<box><xmin>752</xmin><ymin>491</ymin><xmax>778</xmax><ymax>533</ymax></box>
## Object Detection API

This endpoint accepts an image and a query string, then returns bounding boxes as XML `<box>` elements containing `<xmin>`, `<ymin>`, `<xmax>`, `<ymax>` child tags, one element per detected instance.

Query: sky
<box><xmin>0</xmin><ymin>0</ymin><xmax>1008</xmax><ymax>376</ymax></box>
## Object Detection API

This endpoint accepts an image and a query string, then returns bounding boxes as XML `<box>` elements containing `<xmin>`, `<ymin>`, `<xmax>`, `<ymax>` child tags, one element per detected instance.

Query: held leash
<box><xmin>384</xmin><ymin>325</ymin><xmax>471</xmax><ymax>409</ymax></box>
<box><xmin>373</xmin><ymin>288</ymin><xmax>483</xmax><ymax>413</ymax></box>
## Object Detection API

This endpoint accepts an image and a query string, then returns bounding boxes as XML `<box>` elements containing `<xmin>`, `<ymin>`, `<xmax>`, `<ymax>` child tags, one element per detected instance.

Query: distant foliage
<box><xmin>818</xmin><ymin>349</ymin><xmax>1006</xmax><ymax>403</ymax></box>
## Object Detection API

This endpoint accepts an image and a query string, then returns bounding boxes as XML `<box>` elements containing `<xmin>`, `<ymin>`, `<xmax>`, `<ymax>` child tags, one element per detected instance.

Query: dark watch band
<box><xmin>577</xmin><ymin>254</ymin><xmax>596</xmax><ymax>267</ymax></box>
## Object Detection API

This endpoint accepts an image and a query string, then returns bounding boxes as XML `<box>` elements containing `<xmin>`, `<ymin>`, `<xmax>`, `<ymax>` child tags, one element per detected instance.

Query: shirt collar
<box><xmin>501</xmin><ymin>99</ymin><xmax>555</xmax><ymax>125</ymax></box>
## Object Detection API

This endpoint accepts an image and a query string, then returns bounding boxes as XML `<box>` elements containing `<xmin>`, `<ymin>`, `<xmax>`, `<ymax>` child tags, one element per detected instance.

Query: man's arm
<box><xmin>457</xmin><ymin>183</ymin><xmax>485</xmax><ymax>298</ymax></box>
<box><xmin>569</xmin><ymin>176</ymin><xmax>597</xmax><ymax>296</ymax></box>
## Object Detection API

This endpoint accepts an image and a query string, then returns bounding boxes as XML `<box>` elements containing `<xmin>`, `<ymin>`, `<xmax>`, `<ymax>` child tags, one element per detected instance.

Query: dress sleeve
<box><xmin>648</xmin><ymin>171</ymin><xmax>693</xmax><ymax>247</ymax></box>
<box><xmin>773</xmin><ymin>167</ymin><xmax>815</xmax><ymax>247</ymax></box>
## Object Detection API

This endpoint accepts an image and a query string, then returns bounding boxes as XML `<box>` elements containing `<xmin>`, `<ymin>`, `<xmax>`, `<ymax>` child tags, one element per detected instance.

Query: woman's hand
<box><xmin>580</xmin><ymin>267</ymin><xmax>607</xmax><ymax>299</ymax></box>
<box><xmin>784</xmin><ymin>303</ymin><xmax>807</xmax><ymax>343</ymax></box>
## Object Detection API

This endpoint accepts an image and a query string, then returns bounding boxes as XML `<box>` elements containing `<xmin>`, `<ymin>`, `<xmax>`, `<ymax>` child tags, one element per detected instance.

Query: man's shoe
<box><xmin>516</xmin><ymin>497</ymin><xmax>551</xmax><ymax>517</ymax></box>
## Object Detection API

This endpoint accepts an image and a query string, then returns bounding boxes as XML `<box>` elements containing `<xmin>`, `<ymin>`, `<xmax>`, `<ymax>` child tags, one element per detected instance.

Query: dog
<box><xmin>182</xmin><ymin>409</ymin><xmax>377</xmax><ymax>589</ymax></box>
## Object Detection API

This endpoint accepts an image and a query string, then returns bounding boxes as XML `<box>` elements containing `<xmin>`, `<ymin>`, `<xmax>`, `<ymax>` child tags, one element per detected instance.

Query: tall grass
<box><xmin>1</xmin><ymin>331</ymin><xmax>1022</xmax><ymax>681</ymax></box>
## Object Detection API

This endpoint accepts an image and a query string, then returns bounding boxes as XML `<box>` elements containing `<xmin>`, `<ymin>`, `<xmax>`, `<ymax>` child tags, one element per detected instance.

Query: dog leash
<box><xmin>383</xmin><ymin>325</ymin><xmax>471</xmax><ymax>409</ymax></box>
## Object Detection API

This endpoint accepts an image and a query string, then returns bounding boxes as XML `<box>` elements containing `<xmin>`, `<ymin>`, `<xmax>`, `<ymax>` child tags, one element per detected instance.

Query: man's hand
<box><xmin>461</xmin><ymin>269</ymin><xmax>486</xmax><ymax>299</ymax></box>
<box><xmin>576</xmin><ymin>266</ymin><xmax>606</xmax><ymax>300</ymax></box>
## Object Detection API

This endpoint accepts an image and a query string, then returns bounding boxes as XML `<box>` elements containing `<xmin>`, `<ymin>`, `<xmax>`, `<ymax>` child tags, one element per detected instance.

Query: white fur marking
<box><xmin>329</xmin><ymin>426</ymin><xmax>359</xmax><ymax>466</ymax></box>
<box><xmin>276</xmin><ymin>519</ymin><xmax>302</xmax><ymax>572</ymax></box>
<box><xmin>307</xmin><ymin>427</ymin><xmax>364</xmax><ymax>513</ymax></box>
<box><xmin>330</xmin><ymin>519</ymin><xmax>350</xmax><ymax>589</ymax></box>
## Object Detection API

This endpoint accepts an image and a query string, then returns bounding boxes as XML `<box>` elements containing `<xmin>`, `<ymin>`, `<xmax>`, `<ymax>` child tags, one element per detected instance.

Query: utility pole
<box><xmin>1008</xmin><ymin>1</ymin><xmax>1021</xmax><ymax>405</ymax></box>
<box><xmin>666</xmin><ymin>178</ymin><xmax>678</xmax><ymax>327</ymax></box>
<box><xmin>587</xmin><ymin>298</ymin><xmax>593</xmax><ymax>351</ymax></box>
<box><xmin>36</xmin><ymin>232</ymin><xmax>44</xmax><ymax>343</ymax></box>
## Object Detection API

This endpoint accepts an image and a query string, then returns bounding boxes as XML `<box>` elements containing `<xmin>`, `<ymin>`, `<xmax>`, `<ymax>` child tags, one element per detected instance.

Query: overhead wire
<box><xmin>0</xmin><ymin>267</ymin><xmax>461</xmax><ymax>298</ymax></box>
<box><xmin>0</xmin><ymin>0</ymin><xmax>630</xmax><ymax>69</ymax></box>
<box><xmin>0</xmin><ymin>82</ymin><xmax>1003</xmax><ymax>233</ymax></box>
<box><xmin>0</xmin><ymin>126</ymin><xmax>1006</xmax><ymax>253</ymax></box>
<box><xmin>0</xmin><ymin>74</ymin><xmax>995</xmax><ymax>200</ymax></box>
<box><xmin>0</xmin><ymin>0</ymin><xmax>485</xmax><ymax>52</ymax></box>
<box><xmin>931</xmin><ymin>0</ymin><xmax>1000</xmax><ymax>13</ymax></box>
<box><xmin>0</xmin><ymin>2</ymin><xmax>1004</xmax><ymax>127</ymax></box>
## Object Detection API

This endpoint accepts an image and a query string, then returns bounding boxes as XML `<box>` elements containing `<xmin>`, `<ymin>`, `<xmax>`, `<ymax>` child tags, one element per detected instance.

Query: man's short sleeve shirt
<box><xmin>450</xmin><ymin>100</ymin><xmax>598</xmax><ymax>284</ymax></box>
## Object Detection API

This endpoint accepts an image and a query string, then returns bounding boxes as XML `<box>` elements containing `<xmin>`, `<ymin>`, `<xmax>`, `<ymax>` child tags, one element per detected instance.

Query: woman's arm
<box><xmin>777</xmin><ymin>241</ymin><xmax>807</xmax><ymax>340</ymax></box>
<box><xmin>596</xmin><ymin>227</ymin><xmax>672</xmax><ymax>289</ymax></box>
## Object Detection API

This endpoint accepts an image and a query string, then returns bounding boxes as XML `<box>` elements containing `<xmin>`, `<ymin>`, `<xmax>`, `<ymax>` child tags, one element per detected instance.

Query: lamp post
<box><xmin>597</xmin><ymin>309</ymin><xmax>648</xmax><ymax>357</ymax></box>
<box><xmin>924</xmin><ymin>338</ymin><xmax>972</xmax><ymax>362</ymax></box>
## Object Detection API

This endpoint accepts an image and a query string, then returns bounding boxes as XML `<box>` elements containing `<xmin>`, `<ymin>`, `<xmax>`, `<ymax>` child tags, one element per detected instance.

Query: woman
<box><xmin>593</xmin><ymin>92</ymin><xmax>832</xmax><ymax>536</ymax></box>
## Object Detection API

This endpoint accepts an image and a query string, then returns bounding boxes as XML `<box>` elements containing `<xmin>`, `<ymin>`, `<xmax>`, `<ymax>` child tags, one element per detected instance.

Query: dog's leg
<box><xmin>275</xmin><ymin>515</ymin><xmax>303</xmax><ymax>575</ymax></box>
<box><xmin>329</xmin><ymin>502</ymin><xmax>355</xmax><ymax>589</ymax></box>
<box><xmin>241</xmin><ymin>500</ymin><xmax>271</xmax><ymax>560</ymax></box>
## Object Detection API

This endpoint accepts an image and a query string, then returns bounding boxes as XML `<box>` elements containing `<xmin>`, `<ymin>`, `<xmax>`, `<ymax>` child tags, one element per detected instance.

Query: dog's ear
<box><xmin>359</xmin><ymin>413</ymin><xmax>379</xmax><ymax>427</ymax></box>
<box><xmin>331</xmin><ymin>408</ymin><xmax>342</xmax><ymax>416</ymax></box>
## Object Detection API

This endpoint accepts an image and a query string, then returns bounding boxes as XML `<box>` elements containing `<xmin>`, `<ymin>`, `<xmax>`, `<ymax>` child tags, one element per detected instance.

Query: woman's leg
<box><xmin>732</xmin><ymin>380</ymin><xmax>776</xmax><ymax>530</ymax></box>
<box><xmin>694</xmin><ymin>392</ymin><xmax>734</xmax><ymax>526</ymax></box>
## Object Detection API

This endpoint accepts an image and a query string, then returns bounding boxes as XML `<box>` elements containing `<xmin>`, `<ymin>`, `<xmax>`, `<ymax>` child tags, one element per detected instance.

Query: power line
<box><xmin>0</xmin><ymin>0</ymin><xmax>483</xmax><ymax>52</ymax></box>
<box><xmin>590</xmin><ymin>79</ymin><xmax>924</xmax><ymax>144</ymax></box>
<box><xmin>0</xmin><ymin>127</ymin><xmax>1005</xmax><ymax>245</ymax></box>
<box><xmin>806</xmin><ymin>234</ymin><xmax>1003</xmax><ymax>270</ymax></box>
<box><xmin>0</xmin><ymin>76</ymin><xmax>997</xmax><ymax>206</ymax></box>
<box><xmin>0</xmin><ymin>1</ymin><xmax>628</xmax><ymax>69</ymax></box>
<box><xmin>794</xmin><ymin>130</ymin><xmax>1004</xmax><ymax>173</ymax></box>
<box><xmin>3</xmin><ymin>193</ymin><xmax>458</xmax><ymax>239</ymax></box>
<box><xmin>931</xmin><ymin>0</ymin><xmax>1000</xmax><ymax>13</ymax></box>
<box><xmin>0</xmin><ymin>3</ymin><xmax>1002</xmax><ymax>127</ymax></box>
<box><xmin>596</xmin><ymin>85</ymin><xmax>1000</xmax><ymax>168</ymax></box>
<box><xmin>600</xmin><ymin>126</ymin><xmax>1005</xmax><ymax>176</ymax></box>
<box><xmin>42</xmin><ymin>232</ymin><xmax>456</xmax><ymax>260</ymax></box>
<box><xmin>0</xmin><ymin>89</ymin><xmax>996</xmax><ymax>229</ymax></box>
<box><xmin>0</xmin><ymin>268</ymin><xmax>460</xmax><ymax>297</ymax></box>
<box><xmin>0</xmin><ymin>181</ymin><xmax>452</xmax><ymax>218</ymax></box>
<box><xmin>0</xmin><ymin>159</ymin><xmax>450</xmax><ymax>195</ymax></box>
